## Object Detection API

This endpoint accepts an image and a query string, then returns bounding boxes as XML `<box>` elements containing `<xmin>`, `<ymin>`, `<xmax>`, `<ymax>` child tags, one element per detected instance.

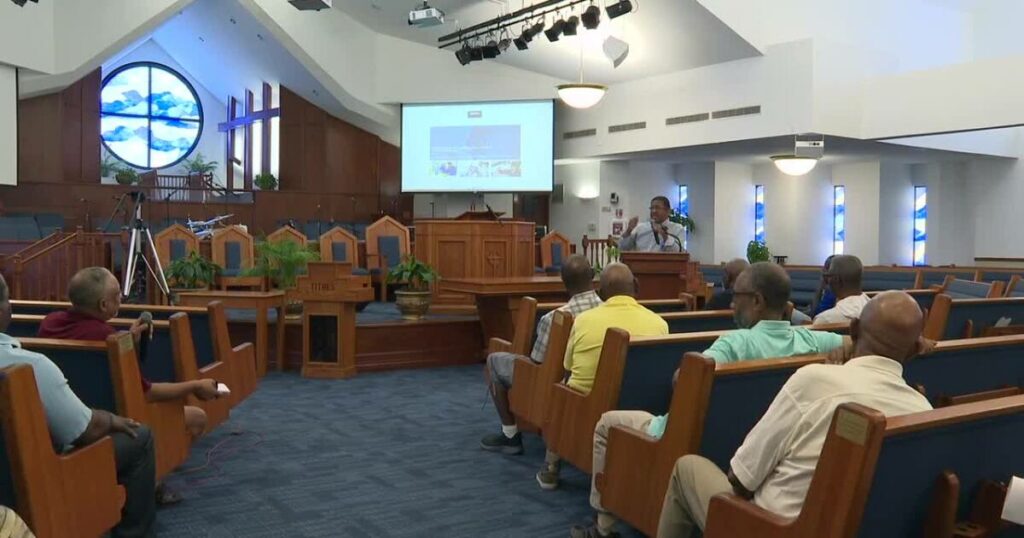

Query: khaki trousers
<box><xmin>656</xmin><ymin>455</ymin><xmax>731</xmax><ymax>538</ymax></box>
<box><xmin>590</xmin><ymin>410</ymin><xmax>655</xmax><ymax>512</ymax></box>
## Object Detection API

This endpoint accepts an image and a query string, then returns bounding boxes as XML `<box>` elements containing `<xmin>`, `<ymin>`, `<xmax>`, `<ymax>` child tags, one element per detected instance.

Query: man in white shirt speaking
<box><xmin>813</xmin><ymin>255</ymin><xmax>871</xmax><ymax>325</ymax></box>
<box><xmin>617</xmin><ymin>196</ymin><xmax>686</xmax><ymax>253</ymax></box>
<box><xmin>656</xmin><ymin>291</ymin><xmax>933</xmax><ymax>537</ymax></box>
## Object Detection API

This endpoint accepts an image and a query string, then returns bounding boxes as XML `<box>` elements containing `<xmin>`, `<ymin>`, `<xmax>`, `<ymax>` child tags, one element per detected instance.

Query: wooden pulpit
<box><xmin>293</xmin><ymin>262</ymin><xmax>374</xmax><ymax>379</ymax></box>
<box><xmin>620</xmin><ymin>252</ymin><xmax>701</xmax><ymax>300</ymax></box>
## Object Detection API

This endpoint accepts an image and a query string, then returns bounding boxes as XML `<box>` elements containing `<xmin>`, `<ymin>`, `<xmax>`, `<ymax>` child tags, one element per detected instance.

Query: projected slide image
<box><xmin>431</xmin><ymin>161</ymin><xmax>458</xmax><ymax>176</ymax></box>
<box><xmin>491</xmin><ymin>160</ymin><xmax>521</xmax><ymax>177</ymax></box>
<box><xmin>430</xmin><ymin>125</ymin><xmax>521</xmax><ymax>161</ymax></box>
<box><xmin>459</xmin><ymin>161</ymin><xmax>490</xmax><ymax>177</ymax></box>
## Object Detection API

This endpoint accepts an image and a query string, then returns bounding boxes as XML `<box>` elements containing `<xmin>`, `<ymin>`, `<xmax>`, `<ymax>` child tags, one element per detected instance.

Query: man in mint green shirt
<box><xmin>571</xmin><ymin>262</ymin><xmax>848</xmax><ymax>538</ymax></box>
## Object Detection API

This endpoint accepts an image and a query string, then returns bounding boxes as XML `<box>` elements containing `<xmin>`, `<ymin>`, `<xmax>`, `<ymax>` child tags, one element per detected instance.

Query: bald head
<box><xmin>851</xmin><ymin>291</ymin><xmax>924</xmax><ymax>363</ymax></box>
<box><xmin>723</xmin><ymin>258</ymin><xmax>750</xmax><ymax>289</ymax></box>
<box><xmin>561</xmin><ymin>254</ymin><xmax>595</xmax><ymax>296</ymax></box>
<box><xmin>68</xmin><ymin>267</ymin><xmax>121</xmax><ymax>320</ymax></box>
<box><xmin>599</xmin><ymin>263</ymin><xmax>636</xmax><ymax>299</ymax></box>
<box><xmin>827</xmin><ymin>255</ymin><xmax>863</xmax><ymax>297</ymax></box>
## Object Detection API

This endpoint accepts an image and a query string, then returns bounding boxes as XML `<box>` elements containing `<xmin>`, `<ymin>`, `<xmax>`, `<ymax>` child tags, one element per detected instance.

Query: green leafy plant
<box><xmin>165</xmin><ymin>251</ymin><xmax>221</xmax><ymax>289</ymax></box>
<box><xmin>100</xmin><ymin>154</ymin><xmax>118</xmax><ymax>177</ymax></box>
<box><xmin>607</xmin><ymin>245</ymin><xmax>621</xmax><ymax>263</ymax></box>
<box><xmin>387</xmin><ymin>255</ymin><xmax>438</xmax><ymax>292</ymax></box>
<box><xmin>114</xmin><ymin>167</ymin><xmax>139</xmax><ymax>185</ymax></box>
<box><xmin>747</xmin><ymin>240</ymin><xmax>772</xmax><ymax>263</ymax></box>
<box><xmin>669</xmin><ymin>209</ymin><xmax>696</xmax><ymax>233</ymax></box>
<box><xmin>247</xmin><ymin>238</ymin><xmax>319</xmax><ymax>288</ymax></box>
<box><xmin>181</xmin><ymin>152</ymin><xmax>218</xmax><ymax>176</ymax></box>
<box><xmin>254</xmin><ymin>172</ymin><xmax>278</xmax><ymax>191</ymax></box>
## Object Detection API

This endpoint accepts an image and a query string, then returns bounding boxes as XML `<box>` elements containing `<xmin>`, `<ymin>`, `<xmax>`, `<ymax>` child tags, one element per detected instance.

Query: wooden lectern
<box><xmin>415</xmin><ymin>215</ymin><xmax>535</xmax><ymax>305</ymax></box>
<box><xmin>620</xmin><ymin>252</ymin><xmax>701</xmax><ymax>300</ymax></box>
<box><xmin>293</xmin><ymin>262</ymin><xmax>374</xmax><ymax>379</ymax></box>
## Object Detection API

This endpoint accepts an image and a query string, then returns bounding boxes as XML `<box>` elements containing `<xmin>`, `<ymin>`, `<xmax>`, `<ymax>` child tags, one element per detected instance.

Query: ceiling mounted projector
<box><xmin>288</xmin><ymin>0</ymin><xmax>332</xmax><ymax>11</ymax></box>
<box><xmin>409</xmin><ymin>1</ymin><xmax>445</xmax><ymax>27</ymax></box>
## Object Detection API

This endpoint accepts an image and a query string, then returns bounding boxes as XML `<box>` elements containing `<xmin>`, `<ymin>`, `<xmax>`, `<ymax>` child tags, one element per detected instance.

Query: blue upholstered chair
<box><xmin>33</xmin><ymin>213</ymin><xmax>64</xmax><ymax>237</ymax></box>
<box><xmin>539</xmin><ymin>231</ymin><xmax>571</xmax><ymax>274</ymax></box>
<box><xmin>786</xmin><ymin>268</ymin><xmax>822</xmax><ymax>308</ymax></box>
<box><xmin>366</xmin><ymin>216</ymin><xmax>410</xmax><ymax>302</ymax></box>
<box><xmin>154</xmin><ymin>223</ymin><xmax>200</xmax><ymax>266</ymax></box>
<box><xmin>319</xmin><ymin>226</ymin><xmax>369</xmax><ymax>276</ymax></box>
<box><xmin>861</xmin><ymin>268</ymin><xmax>921</xmax><ymax>291</ymax></box>
<box><xmin>211</xmin><ymin>225</ymin><xmax>264</xmax><ymax>290</ymax></box>
<box><xmin>0</xmin><ymin>217</ymin><xmax>40</xmax><ymax>241</ymax></box>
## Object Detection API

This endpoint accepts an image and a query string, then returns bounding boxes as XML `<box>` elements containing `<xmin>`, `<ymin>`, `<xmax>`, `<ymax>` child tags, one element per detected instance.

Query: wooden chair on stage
<box><xmin>539</xmin><ymin>231</ymin><xmax>571</xmax><ymax>274</ymax></box>
<box><xmin>267</xmin><ymin>225</ymin><xmax>308</xmax><ymax>247</ymax></box>
<box><xmin>211</xmin><ymin>225</ymin><xmax>265</xmax><ymax>291</ymax></box>
<box><xmin>581</xmin><ymin>234</ymin><xmax>615</xmax><ymax>268</ymax></box>
<box><xmin>318</xmin><ymin>226</ymin><xmax>368</xmax><ymax>275</ymax></box>
<box><xmin>154</xmin><ymin>224</ymin><xmax>200</xmax><ymax>266</ymax></box>
<box><xmin>365</xmin><ymin>216</ymin><xmax>410</xmax><ymax>302</ymax></box>
<box><xmin>0</xmin><ymin>364</ymin><xmax>125</xmax><ymax>538</ymax></box>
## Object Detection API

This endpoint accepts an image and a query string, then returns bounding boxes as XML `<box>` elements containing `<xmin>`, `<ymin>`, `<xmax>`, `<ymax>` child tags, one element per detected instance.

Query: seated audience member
<box><xmin>571</xmin><ymin>262</ymin><xmax>847</xmax><ymax>538</ymax></box>
<box><xmin>703</xmin><ymin>259</ymin><xmax>748</xmax><ymax>310</ymax></box>
<box><xmin>537</xmin><ymin>263</ymin><xmax>668</xmax><ymax>490</ymax></box>
<box><xmin>0</xmin><ymin>506</ymin><xmax>33</xmax><ymax>538</ymax></box>
<box><xmin>618</xmin><ymin>196</ymin><xmax>686</xmax><ymax>253</ymax></box>
<box><xmin>656</xmin><ymin>291</ymin><xmax>932</xmax><ymax>537</ymax></box>
<box><xmin>480</xmin><ymin>254</ymin><xmax>601</xmax><ymax>454</ymax></box>
<box><xmin>808</xmin><ymin>255</ymin><xmax>837</xmax><ymax>316</ymax></box>
<box><xmin>0</xmin><ymin>274</ymin><xmax>157</xmax><ymax>537</ymax></box>
<box><xmin>813</xmin><ymin>255</ymin><xmax>870</xmax><ymax>325</ymax></box>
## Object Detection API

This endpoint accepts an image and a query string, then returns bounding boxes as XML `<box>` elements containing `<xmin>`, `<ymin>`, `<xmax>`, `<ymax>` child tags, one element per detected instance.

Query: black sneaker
<box><xmin>480</xmin><ymin>432</ymin><xmax>524</xmax><ymax>455</ymax></box>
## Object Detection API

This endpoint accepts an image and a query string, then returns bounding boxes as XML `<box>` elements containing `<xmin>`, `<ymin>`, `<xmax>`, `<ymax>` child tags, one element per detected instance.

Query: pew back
<box><xmin>924</xmin><ymin>294</ymin><xmax>1024</xmax><ymax>340</ymax></box>
<box><xmin>905</xmin><ymin>335</ymin><xmax>1024</xmax><ymax>404</ymax></box>
<box><xmin>861</xmin><ymin>267</ymin><xmax>921</xmax><ymax>291</ymax></box>
<box><xmin>944</xmin><ymin>278</ymin><xmax>1001</xmax><ymax>299</ymax></box>
<box><xmin>662</xmin><ymin>310</ymin><xmax>735</xmax><ymax>334</ymax></box>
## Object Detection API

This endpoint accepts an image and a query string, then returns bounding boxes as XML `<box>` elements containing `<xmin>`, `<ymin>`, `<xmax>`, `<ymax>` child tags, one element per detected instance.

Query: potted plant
<box><xmin>254</xmin><ymin>172</ymin><xmax>278</xmax><ymax>191</ymax></box>
<box><xmin>164</xmin><ymin>251</ymin><xmax>221</xmax><ymax>304</ymax></box>
<box><xmin>248</xmin><ymin>238</ymin><xmax>320</xmax><ymax>289</ymax></box>
<box><xmin>100</xmin><ymin>153</ymin><xmax>118</xmax><ymax>181</ymax></box>
<box><xmin>115</xmin><ymin>167</ymin><xmax>139</xmax><ymax>186</ymax></box>
<box><xmin>388</xmin><ymin>255</ymin><xmax>438</xmax><ymax>320</ymax></box>
<box><xmin>668</xmin><ymin>209</ymin><xmax>696</xmax><ymax>233</ymax></box>
<box><xmin>747</xmin><ymin>240</ymin><xmax>772</xmax><ymax>263</ymax></box>
<box><xmin>181</xmin><ymin>152</ymin><xmax>218</xmax><ymax>181</ymax></box>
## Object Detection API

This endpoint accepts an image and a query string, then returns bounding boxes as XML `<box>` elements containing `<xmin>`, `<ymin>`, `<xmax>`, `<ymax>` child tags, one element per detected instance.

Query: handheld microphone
<box><xmin>140</xmin><ymin>311</ymin><xmax>154</xmax><ymax>339</ymax></box>
<box><xmin>651</xmin><ymin>220</ymin><xmax>662</xmax><ymax>246</ymax></box>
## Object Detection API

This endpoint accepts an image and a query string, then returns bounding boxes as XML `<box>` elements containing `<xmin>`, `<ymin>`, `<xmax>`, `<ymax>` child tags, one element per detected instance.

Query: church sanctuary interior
<box><xmin>5</xmin><ymin>0</ymin><xmax>1024</xmax><ymax>536</ymax></box>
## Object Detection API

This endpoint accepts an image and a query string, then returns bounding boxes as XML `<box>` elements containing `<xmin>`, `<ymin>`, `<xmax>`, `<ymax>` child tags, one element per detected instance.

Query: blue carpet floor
<box><xmin>157</xmin><ymin>367</ymin><xmax>644</xmax><ymax>537</ymax></box>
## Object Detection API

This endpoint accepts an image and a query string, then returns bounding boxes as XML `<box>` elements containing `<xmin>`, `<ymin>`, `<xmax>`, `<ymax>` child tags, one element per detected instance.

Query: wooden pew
<box><xmin>0</xmin><ymin>364</ymin><xmax>124</xmax><ymax>538</ymax></box>
<box><xmin>508</xmin><ymin>310</ymin><xmax>572</xmax><ymax>434</ymax></box>
<box><xmin>661</xmin><ymin>310</ymin><xmax>735</xmax><ymax>333</ymax></box>
<box><xmin>939</xmin><ymin>277</ymin><xmax>1004</xmax><ymax>299</ymax></box>
<box><xmin>208</xmin><ymin>302</ymin><xmax>258</xmax><ymax>404</ymax></box>
<box><xmin>704</xmin><ymin>396</ymin><xmax>1024</xmax><ymax>538</ymax></box>
<box><xmin>169</xmin><ymin>313</ymin><xmax>231</xmax><ymax>431</ymax></box>
<box><xmin>866</xmin><ymin>288</ymin><xmax>937</xmax><ymax>314</ymax></box>
<box><xmin>923</xmin><ymin>294</ymin><xmax>1024</xmax><ymax>340</ymax></box>
<box><xmin>17</xmin><ymin>334</ymin><xmax>190</xmax><ymax>479</ymax></box>
<box><xmin>906</xmin><ymin>334</ymin><xmax>1024</xmax><ymax>404</ymax></box>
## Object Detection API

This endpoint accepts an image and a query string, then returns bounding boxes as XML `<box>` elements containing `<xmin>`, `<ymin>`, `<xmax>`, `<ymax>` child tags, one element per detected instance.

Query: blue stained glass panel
<box><xmin>100</xmin><ymin>63</ymin><xmax>202</xmax><ymax>169</ymax></box>
<box><xmin>913</xmin><ymin>186</ymin><xmax>927</xmax><ymax>266</ymax></box>
<box><xmin>833</xmin><ymin>185</ymin><xmax>845</xmax><ymax>255</ymax></box>
<box><xmin>677</xmin><ymin>184</ymin><xmax>689</xmax><ymax>250</ymax></box>
<box><xmin>754</xmin><ymin>185</ymin><xmax>765</xmax><ymax>243</ymax></box>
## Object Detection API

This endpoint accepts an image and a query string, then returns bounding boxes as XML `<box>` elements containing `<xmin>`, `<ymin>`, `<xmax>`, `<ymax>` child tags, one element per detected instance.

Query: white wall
<box><xmin>713</xmin><ymin>162</ymin><xmax>754</xmax><ymax>263</ymax></box>
<box><xmin>600</xmin><ymin>161</ymin><xmax>678</xmax><ymax>238</ymax></box>
<box><xmin>0</xmin><ymin>66</ymin><xmax>16</xmax><ymax>186</ymax></box>
<box><xmin>833</xmin><ymin>162</ymin><xmax>881</xmax><ymax>264</ymax></box>
<box><xmin>0</xmin><ymin>0</ymin><xmax>54</xmax><ymax>72</ymax></box>
<box><xmin>104</xmin><ymin>40</ymin><xmax>226</xmax><ymax>183</ymax></box>
<box><xmin>549</xmin><ymin>161</ymin><xmax>602</xmax><ymax>244</ymax></box>
<box><xmin>754</xmin><ymin>162</ymin><xmax>833</xmax><ymax>266</ymax></box>
<box><xmin>878</xmin><ymin>162</ymin><xmax>914</xmax><ymax>265</ymax></box>
<box><xmin>676</xmin><ymin>162</ymin><xmax>715</xmax><ymax>263</ymax></box>
<box><xmin>412</xmin><ymin>193</ymin><xmax>514</xmax><ymax>220</ymax></box>
<box><xmin>967</xmin><ymin>147</ymin><xmax>1024</xmax><ymax>260</ymax></box>
<box><xmin>912</xmin><ymin>163</ymin><xmax>973</xmax><ymax>265</ymax></box>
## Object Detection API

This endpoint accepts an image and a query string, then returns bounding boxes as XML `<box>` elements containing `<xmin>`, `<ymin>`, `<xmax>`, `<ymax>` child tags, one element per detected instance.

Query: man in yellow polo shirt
<box><xmin>537</xmin><ymin>263</ymin><xmax>668</xmax><ymax>490</ymax></box>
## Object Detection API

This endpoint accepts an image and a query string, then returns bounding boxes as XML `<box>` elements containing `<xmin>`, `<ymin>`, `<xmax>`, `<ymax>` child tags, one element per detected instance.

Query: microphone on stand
<box><xmin>661</xmin><ymin>223</ymin><xmax>684</xmax><ymax>252</ymax></box>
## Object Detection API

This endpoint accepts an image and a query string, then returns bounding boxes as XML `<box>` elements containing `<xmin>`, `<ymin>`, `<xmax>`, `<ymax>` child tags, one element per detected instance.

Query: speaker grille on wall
<box><xmin>608</xmin><ymin>121</ymin><xmax>646</xmax><ymax>133</ymax></box>
<box><xmin>563</xmin><ymin>128</ymin><xmax>597</xmax><ymax>140</ymax></box>
<box><xmin>711</xmin><ymin>105</ymin><xmax>761</xmax><ymax>119</ymax></box>
<box><xmin>666</xmin><ymin>112</ymin><xmax>710</xmax><ymax>126</ymax></box>
<box><xmin>552</xmin><ymin>183</ymin><xmax>564</xmax><ymax>204</ymax></box>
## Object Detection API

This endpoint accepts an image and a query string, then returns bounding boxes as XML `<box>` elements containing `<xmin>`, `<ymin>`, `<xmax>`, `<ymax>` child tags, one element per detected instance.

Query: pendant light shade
<box><xmin>557</xmin><ymin>83</ymin><xmax>607</xmax><ymax>109</ymax></box>
<box><xmin>771</xmin><ymin>155</ymin><xmax>818</xmax><ymax>176</ymax></box>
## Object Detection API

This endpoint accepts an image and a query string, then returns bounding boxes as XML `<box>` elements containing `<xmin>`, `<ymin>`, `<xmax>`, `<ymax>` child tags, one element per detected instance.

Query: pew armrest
<box><xmin>488</xmin><ymin>337</ymin><xmax>513</xmax><ymax>354</ymax></box>
<box><xmin>58</xmin><ymin>435</ymin><xmax>126</xmax><ymax>533</ymax></box>
<box><xmin>705</xmin><ymin>493</ymin><xmax>794</xmax><ymax>538</ymax></box>
<box><xmin>597</xmin><ymin>424</ymin><xmax>659</xmax><ymax>496</ymax></box>
<box><xmin>145</xmin><ymin>398</ymin><xmax>191</xmax><ymax>479</ymax></box>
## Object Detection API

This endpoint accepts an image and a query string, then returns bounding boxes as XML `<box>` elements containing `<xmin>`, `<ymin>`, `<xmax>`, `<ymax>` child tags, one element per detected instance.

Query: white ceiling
<box><xmin>334</xmin><ymin>0</ymin><xmax>762</xmax><ymax>84</ymax></box>
<box><xmin>582</xmin><ymin>134</ymin><xmax>1014</xmax><ymax>166</ymax></box>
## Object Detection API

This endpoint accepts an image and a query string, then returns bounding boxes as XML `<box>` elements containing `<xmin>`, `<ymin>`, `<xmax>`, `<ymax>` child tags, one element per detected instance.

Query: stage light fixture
<box><xmin>497</xmin><ymin>37</ymin><xmax>512</xmax><ymax>52</ymax></box>
<box><xmin>455</xmin><ymin>43</ymin><xmax>473</xmax><ymax>65</ymax></box>
<box><xmin>514</xmin><ymin>34</ymin><xmax>530</xmax><ymax>50</ymax></box>
<box><xmin>605</xmin><ymin>0</ymin><xmax>632</xmax><ymax>19</ymax></box>
<box><xmin>545</xmin><ymin>19</ymin><xmax>566</xmax><ymax>42</ymax></box>
<box><xmin>483</xmin><ymin>39</ymin><xmax>501</xmax><ymax>58</ymax></box>
<box><xmin>526</xmin><ymin>20</ymin><xmax>545</xmax><ymax>40</ymax></box>
<box><xmin>563</xmin><ymin>15</ymin><xmax>579</xmax><ymax>36</ymax></box>
<box><xmin>581</xmin><ymin>4</ymin><xmax>600</xmax><ymax>29</ymax></box>
<box><xmin>470</xmin><ymin>45</ymin><xmax>484</xmax><ymax>61</ymax></box>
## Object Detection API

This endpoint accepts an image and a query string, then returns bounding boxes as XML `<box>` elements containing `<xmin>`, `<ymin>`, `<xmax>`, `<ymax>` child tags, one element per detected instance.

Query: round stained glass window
<box><xmin>100</xmin><ymin>62</ymin><xmax>203</xmax><ymax>169</ymax></box>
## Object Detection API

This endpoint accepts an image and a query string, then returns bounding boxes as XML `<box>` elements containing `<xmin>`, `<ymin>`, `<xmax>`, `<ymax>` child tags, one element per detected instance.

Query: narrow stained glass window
<box><xmin>754</xmin><ymin>185</ymin><xmax>765</xmax><ymax>243</ymax></box>
<box><xmin>913</xmin><ymin>186</ymin><xmax>927</xmax><ymax>266</ymax></box>
<box><xmin>833</xmin><ymin>186</ymin><xmax>845</xmax><ymax>255</ymax></box>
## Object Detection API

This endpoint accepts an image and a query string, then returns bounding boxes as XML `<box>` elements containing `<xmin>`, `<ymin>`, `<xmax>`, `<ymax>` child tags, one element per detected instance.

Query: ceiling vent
<box><xmin>608</xmin><ymin>121</ymin><xmax>646</xmax><ymax>134</ymax></box>
<box><xmin>711</xmin><ymin>105</ymin><xmax>761</xmax><ymax>119</ymax></box>
<box><xmin>563</xmin><ymin>128</ymin><xmax>597</xmax><ymax>140</ymax></box>
<box><xmin>666</xmin><ymin>112</ymin><xmax>710</xmax><ymax>126</ymax></box>
<box><xmin>289</xmin><ymin>0</ymin><xmax>332</xmax><ymax>11</ymax></box>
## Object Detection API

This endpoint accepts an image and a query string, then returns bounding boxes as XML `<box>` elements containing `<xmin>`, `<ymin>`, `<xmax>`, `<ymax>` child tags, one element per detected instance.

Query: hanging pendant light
<box><xmin>557</xmin><ymin>37</ymin><xmax>606</xmax><ymax>109</ymax></box>
<box><xmin>770</xmin><ymin>155</ymin><xmax>818</xmax><ymax>176</ymax></box>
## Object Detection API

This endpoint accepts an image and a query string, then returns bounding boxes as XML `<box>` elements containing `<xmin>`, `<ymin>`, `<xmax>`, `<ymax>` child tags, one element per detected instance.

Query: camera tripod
<box><xmin>119</xmin><ymin>192</ymin><xmax>170</xmax><ymax>300</ymax></box>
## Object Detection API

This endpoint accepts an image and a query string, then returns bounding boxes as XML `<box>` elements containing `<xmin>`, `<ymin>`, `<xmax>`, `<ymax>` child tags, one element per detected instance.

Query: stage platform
<box><xmin>225</xmin><ymin>302</ymin><xmax>485</xmax><ymax>373</ymax></box>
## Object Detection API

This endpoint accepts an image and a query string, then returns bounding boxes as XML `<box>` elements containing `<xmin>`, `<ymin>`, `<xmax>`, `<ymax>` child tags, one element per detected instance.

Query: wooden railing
<box><xmin>1</xmin><ymin>229</ymin><xmax>120</xmax><ymax>300</ymax></box>
<box><xmin>582</xmin><ymin>234</ymin><xmax>617</xmax><ymax>267</ymax></box>
<box><xmin>141</xmin><ymin>172</ymin><xmax>225</xmax><ymax>203</ymax></box>
<box><xmin>0</xmin><ymin>230</ymin><xmax>68</xmax><ymax>257</ymax></box>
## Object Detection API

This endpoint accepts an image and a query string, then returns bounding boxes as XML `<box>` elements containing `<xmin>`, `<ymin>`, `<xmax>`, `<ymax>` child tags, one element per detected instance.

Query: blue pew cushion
<box><xmin>169</xmin><ymin>239</ymin><xmax>187</xmax><ymax>262</ymax></box>
<box><xmin>378</xmin><ymin>236</ymin><xmax>402</xmax><ymax>269</ymax></box>
<box><xmin>944</xmin><ymin>279</ymin><xmax>993</xmax><ymax>299</ymax></box>
<box><xmin>224</xmin><ymin>241</ymin><xmax>242</xmax><ymax>272</ymax></box>
<box><xmin>331</xmin><ymin>242</ymin><xmax>348</xmax><ymax>263</ymax></box>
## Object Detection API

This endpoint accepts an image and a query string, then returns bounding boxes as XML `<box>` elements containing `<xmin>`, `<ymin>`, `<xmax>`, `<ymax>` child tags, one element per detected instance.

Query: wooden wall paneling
<box><xmin>60</xmin><ymin>74</ymin><xmax>83</xmax><ymax>182</ymax></box>
<box><xmin>17</xmin><ymin>94</ymin><xmax>62</xmax><ymax>182</ymax></box>
<box><xmin>301</xmin><ymin>95</ymin><xmax>326</xmax><ymax>193</ymax></box>
<box><xmin>80</xmin><ymin>70</ymin><xmax>101</xmax><ymax>182</ymax></box>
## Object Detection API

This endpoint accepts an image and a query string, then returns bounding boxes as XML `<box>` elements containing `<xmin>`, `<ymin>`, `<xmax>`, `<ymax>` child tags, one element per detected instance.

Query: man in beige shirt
<box><xmin>657</xmin><ymin>291</ymin><xmax>933</xmax><ymax>537</ymax></box>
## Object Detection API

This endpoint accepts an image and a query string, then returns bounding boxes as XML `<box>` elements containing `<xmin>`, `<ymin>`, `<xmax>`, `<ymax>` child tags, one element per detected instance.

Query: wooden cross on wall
<box><xmin>218</xmin><ymin>82</ymin><xmax>279</xmax><ymax>192</ymax></box>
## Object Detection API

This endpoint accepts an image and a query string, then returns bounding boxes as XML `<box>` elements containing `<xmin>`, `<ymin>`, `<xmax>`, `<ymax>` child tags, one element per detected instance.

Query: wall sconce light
<box><xmin>577</xmin><ymin>185</ymin><xmax>600</xmax><ymax>199</ymax></box>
